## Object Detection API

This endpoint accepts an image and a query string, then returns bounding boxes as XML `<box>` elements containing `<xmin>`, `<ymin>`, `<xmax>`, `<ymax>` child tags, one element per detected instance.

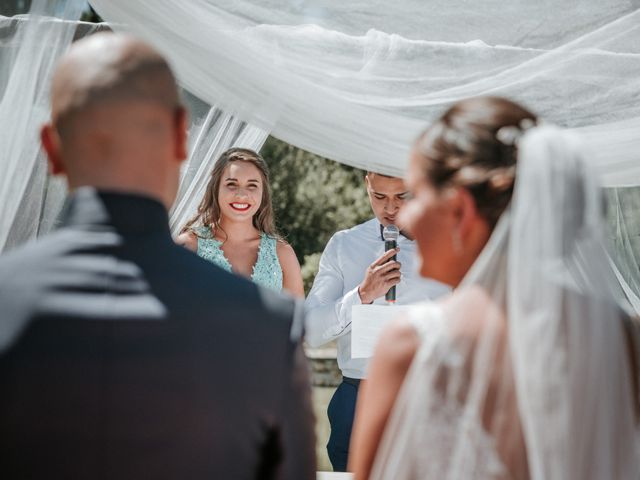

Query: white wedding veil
<box><xmin>370</xmin><ymin>126</ymin><xmax>640</xmax><ymax>479</ymax></box>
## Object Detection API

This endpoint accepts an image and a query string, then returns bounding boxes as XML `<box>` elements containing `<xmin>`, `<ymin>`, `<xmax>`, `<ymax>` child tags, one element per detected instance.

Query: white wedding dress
<box><xmin>377</xmin><ymin>302</ymin><xmax>511</xmax><ymax>479</ymax></box>
<box><xmin>369</xmin><ymin>127</ymin><xmax>640</xmax><ymax>480</ymax></box>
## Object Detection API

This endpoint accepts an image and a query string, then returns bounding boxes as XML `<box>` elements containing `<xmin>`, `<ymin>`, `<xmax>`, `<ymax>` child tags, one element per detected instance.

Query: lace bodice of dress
<box><xmin>194</xmin><ymin>225</ymin><xmax>283</xmax><ymax>291</ymax></box>
<box><xmin>370</xmin><ymin>302</ymin><xmax>508</xmax><ymax>480</ymax></box>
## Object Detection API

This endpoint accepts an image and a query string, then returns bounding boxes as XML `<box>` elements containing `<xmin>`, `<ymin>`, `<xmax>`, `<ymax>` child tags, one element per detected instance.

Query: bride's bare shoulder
<box><xmin>384</xmin><ymin>313</ymin><xmax>422</xmax><ymax>349</ymax></box>
<box><xmin>442</xmin><ymin>285</ymin><xmax>507</xmax><ymax>341</ymax></box>
<box><xmin>375</xmin><ymin>315</ymin><xmax>423</xmax><ymax>374</ymax></box>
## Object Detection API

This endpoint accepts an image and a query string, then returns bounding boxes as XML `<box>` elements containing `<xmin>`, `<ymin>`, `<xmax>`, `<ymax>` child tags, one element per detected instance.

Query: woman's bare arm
<box><xmin>348</xmin><ymin>318</ymin><xmax>420</xmax><ymax>479</ymax></box>
<box><xmin>277</xmin><ymin>241</ymin><xmax>305</xmax><ymax>298</ymax></box>
<box><xmin>175</xmin><ymin>231</ymin><xmax>198</xmax><ymax>252</ymax></box>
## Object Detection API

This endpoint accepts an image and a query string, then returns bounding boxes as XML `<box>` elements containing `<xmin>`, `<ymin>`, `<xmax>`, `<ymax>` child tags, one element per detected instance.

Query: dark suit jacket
<box><xmin>0</xmin><ymin>188</ymin><xmax>316</xmax><ymax>479</ymax></box>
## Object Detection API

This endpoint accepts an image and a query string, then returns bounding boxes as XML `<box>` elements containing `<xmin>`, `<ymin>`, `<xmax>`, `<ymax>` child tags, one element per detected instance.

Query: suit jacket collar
<box><xmin>60</xmin><ymin>187</ymin><xmax>171</xmax><ymax>235</ymax></box>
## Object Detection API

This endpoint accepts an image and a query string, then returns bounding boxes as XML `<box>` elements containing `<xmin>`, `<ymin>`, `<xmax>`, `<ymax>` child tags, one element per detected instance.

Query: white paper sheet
<box><xmin>351</xmin><ymin>305</ymin><xmax>414</xmax><ymax>358</ymax></box>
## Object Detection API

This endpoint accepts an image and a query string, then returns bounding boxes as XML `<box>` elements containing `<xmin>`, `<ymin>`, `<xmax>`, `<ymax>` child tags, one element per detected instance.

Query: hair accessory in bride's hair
<box><xmin>496</xmin><ymin>118</ymin><xmax>536</xmax><ymax>146</ymax></box>
<box><xmin>488</xmin><ymin>165</ymin><xmax>516</xmax><ymax>192</ymax></box>
<box><xmin>452</xmin><ymin>164</ymin><xmax>516</xmax><ymax>193</ymax></box>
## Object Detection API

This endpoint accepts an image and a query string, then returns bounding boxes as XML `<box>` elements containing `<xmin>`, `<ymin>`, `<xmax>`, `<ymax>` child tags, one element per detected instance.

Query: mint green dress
<box><xmin>195</xmin><ymin>226</ymin><xmax>283</xmax><ymax>292</ymax></box>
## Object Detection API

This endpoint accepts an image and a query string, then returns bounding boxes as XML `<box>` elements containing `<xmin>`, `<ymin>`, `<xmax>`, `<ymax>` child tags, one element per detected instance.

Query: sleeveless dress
<box><xmin>194</xmin><ymin>225</ymin><xmax>283</xmax><ymax>292</ymax></box>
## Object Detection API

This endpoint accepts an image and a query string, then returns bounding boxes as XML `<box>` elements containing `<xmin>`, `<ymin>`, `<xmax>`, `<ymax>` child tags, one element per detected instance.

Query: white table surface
<box><xmin>317</xmin><ymin>472</ymin><xmax>354</xmax><ymax>480</ymax></box>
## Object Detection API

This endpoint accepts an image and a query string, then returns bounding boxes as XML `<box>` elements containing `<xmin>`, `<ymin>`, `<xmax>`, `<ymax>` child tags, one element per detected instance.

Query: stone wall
<box><xmin>306</xmin><ymin>345</ymin><xmax>341</xmax><ymax>387</ymax></box>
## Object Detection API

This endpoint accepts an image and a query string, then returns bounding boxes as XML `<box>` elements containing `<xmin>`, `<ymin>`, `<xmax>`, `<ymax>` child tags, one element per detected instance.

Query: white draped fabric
<box><xmin>0</xmin><ymin>4</ymin><xmax>266</xmax><ymax>251</ymax></box>
<box><xmin>89</xmin><ymin>0</ymin><xmax>640</xmax><ymax>182</ymax></box>
<box><xmin>85</xmin><ymin>1</ymin><xmax>640</xmax><ymax>305</ymax></box>
<box><xmin>0</xmin><ymin>0</ymin><xmax>639</xmax><ymax>306</ymax></box>
<box><xmin>1</xmin><ymin>3</ymin><xmax>640</xmax><ymax>477</ymax></box>
<box><xmin>0</xmin><ymin>1</ymin><xmax>87</xmax><ymax>251</ymax></box>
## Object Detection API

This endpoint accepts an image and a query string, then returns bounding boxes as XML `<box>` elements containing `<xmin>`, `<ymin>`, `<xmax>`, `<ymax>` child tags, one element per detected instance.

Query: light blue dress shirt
<box><xmin>305</xmin><ymin>218</ymin><xmax>451</xmax><ymax>379</ymax></box>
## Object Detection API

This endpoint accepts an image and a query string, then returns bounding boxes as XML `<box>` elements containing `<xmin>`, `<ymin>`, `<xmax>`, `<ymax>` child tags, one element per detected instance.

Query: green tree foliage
<box><xmin>261</xmin><ymin>136</ymin><xmax>372</xmax><ymax>291</ymax></box>
<box><xmin>80</xmin><ymin>6</ymin><xmax>102</xmax><ymax>23</ymax></box>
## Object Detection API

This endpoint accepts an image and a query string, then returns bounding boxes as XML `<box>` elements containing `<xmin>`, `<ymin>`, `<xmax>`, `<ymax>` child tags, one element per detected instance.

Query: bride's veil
<box><xmin>370</xmin><ymin>126</ymin><xmax>640</xmax><ymax>479</ymax></box>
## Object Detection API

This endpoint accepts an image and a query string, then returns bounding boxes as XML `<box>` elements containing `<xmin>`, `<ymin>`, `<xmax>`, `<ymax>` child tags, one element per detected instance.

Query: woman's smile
<box><xmin>230</xmin><ymin>202</ymin><xmax>251</xmax><ymax>212</ymax></box>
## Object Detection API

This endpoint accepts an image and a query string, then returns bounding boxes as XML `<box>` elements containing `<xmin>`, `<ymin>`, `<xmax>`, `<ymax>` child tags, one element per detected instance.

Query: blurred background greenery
<box><xmin>261</xmin><ymin>136</ymin><xmax>371</xmax><ymax>292</ymax></box>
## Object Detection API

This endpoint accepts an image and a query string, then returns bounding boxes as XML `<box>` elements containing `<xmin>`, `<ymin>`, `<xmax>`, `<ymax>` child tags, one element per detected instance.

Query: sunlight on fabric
<box><xmin>0</xmin><ymin>0</ymin><xmax>86</xmax><ymax>251</ymax></box>
<box><xmin>89</xmin><ymin>0</ymin><xmax>640</xmax><ymax>182</ymax></box>
<box><xmin>2</xmin><ymin>1</ymin><xmax>640</xmax><ymax>312</ymax></box>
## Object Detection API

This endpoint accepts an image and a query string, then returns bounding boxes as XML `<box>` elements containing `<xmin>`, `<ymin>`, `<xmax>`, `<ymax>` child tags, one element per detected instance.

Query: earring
<box><xmin>452</xmin><ymin>229</ymin><xmax>463</xmax><ymax>254</ymax></box>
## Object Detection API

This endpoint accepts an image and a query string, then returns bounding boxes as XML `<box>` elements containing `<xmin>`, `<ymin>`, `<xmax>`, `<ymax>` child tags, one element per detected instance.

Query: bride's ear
<box><xmin>448</xmin><ymin>186</ymin><xmax>481</xmax><ymax>239</ymax></box>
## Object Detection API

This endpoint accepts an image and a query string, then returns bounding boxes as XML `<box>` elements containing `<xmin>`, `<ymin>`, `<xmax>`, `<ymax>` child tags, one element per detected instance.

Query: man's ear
<box><xmin>40</xmin><ymin>124</ymin><xmax>65</xmax><ymax>175</ymax></box>
<box><xmin>174</xmin><ymin>106</ymin><xmax>188</xmax><ymax>162</ymax></box>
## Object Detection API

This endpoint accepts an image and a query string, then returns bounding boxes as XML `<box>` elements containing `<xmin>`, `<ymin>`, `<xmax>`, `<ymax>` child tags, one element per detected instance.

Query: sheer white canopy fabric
<box><xmin>370</xmin><ymin>127</ymin><xmax>640</xmax><ymax>479</ymax></box>
<box><xmin>0</xmin><ymin>1</ymin><xmax>87</xmax><ymax>252</ymax></box>
<box><xmin>1</xmin><ymin>1</ymin><xmax>639</xmax><ymax>307</ymax></box>
<box><xmin>607</xmin><ymin>187</ymin><xmax>640</xmax><ymax>313</ymax></box>
<box><xmin>89</xmin><ymin>0</ymin><xmax>640</xmax><ymax>183</ymax></box>
<box><xmin>0</xmin><ymin>8</ymin><xmax>639</xmax><ymax>476</ymax></box>
<box><xmin>0</xmin><ymin>5</ymin><xmax>266</xmax><ymax>251</ymax></box>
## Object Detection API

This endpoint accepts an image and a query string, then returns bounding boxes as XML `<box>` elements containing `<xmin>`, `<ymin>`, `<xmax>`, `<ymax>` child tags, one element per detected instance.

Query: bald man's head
<box><xmin>42</xmin><ymin>33</ymin><xmax>188</xmax><ymax>208</ymax></box>
<box><xmin>51</xmin><ymin>33</ymin><xmax>180</xmax><ymax>136</ymax></box>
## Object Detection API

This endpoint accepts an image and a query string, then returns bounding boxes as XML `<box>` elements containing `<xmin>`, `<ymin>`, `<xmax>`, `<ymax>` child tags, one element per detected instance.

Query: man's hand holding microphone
<box><xmin>357</xmin><ymin>225</ymin><xmax>401</xmax><ymax>304</ymax></box>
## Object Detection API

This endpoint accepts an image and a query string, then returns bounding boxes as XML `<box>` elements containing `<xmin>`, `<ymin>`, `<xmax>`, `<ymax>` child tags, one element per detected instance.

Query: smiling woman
<box><xmin>176</xmin><ymin>148</ymin><xmax>304</xmax><ymax>297</ymax></box>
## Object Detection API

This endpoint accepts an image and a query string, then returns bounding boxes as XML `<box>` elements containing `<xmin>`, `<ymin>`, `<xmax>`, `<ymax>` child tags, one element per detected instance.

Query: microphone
<box><xmin>382</xmin><ymin>224</ymin><xmax>400</xmax><ymax>303</ymax></box>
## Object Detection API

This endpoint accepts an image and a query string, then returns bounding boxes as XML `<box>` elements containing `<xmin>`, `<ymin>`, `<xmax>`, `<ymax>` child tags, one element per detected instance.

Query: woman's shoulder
<box><xmin>194</xmin><ymin>225</ymin><xmax>215</xmax><ymax>239</ymax></box>
<box><xmin>376</xmin><ymin>316</ymin><xmax>424</xmax><ymax>376</ymax></box>
<box><xmin>443</xmin><ymin>285</ymin><xmax>506</xmax><ymax>341</ymax></box>
<box><xmin>403</xmin><ymin>302</ymin><xmax>444</xmax><ymax>336</ymax></box>
<box><xmin>275</xmin><ymin>238</ymin><xmax>295</xmax><ymax>255</ymax></box>
<box><xmin>389</xmin><ymin>287</ymin><xmax>502</xmax><ymax>352</ymax></box>
<box><xmin>175</xmin><ymin>230</ymin><xmax>199</xmax><ymax>252</ymax></box>
<box><xmin>176</xmin><ymin>225</ymin><xmax>218</xmax><ymax>252</ymax></box>
<box><xmin>275</xmin><ymin>239</ymin><xmax>300</xmax><ymax>268</ymax></box>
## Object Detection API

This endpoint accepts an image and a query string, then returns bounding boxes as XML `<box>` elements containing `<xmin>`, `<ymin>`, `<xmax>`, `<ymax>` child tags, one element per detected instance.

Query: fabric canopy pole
<box><xmin>89</xmin><ymin>0</ymin><xmax>640</xmax><ymax>184</ymax></box>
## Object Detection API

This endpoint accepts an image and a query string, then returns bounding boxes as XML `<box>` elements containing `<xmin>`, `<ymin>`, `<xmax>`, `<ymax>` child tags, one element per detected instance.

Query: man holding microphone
<box><xmin>305</xmin><ymin>172</ymin><xmax>450</xmax><ymax>472</ymax></box>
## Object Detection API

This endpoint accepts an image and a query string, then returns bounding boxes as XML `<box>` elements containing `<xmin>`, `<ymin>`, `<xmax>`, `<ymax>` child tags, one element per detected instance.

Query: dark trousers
<box><xmin>327</xmin><ymin>377</ymin><xmax>360</xmax><ymax>472</ymax></box>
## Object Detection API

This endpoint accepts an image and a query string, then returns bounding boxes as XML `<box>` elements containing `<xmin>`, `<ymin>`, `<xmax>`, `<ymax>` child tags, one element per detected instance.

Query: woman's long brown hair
<box><xmin>180</xmin><ymin>148</ymin><xmax>280</xmax><ymax>241</ymax></box>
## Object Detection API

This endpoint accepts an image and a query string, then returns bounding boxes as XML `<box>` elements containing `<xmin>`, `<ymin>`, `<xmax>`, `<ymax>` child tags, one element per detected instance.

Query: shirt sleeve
<box><xmin>304</xmin><ymin>233</ymin><xmax>363</xmax><ymax>348</ymax></box>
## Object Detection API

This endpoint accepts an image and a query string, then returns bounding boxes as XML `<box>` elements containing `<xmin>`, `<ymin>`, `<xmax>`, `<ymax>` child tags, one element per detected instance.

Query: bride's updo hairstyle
<box><xmin>414</xmin><ymin>96</ymin><xmax>537</xmax><ymax>227</ymax></box>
